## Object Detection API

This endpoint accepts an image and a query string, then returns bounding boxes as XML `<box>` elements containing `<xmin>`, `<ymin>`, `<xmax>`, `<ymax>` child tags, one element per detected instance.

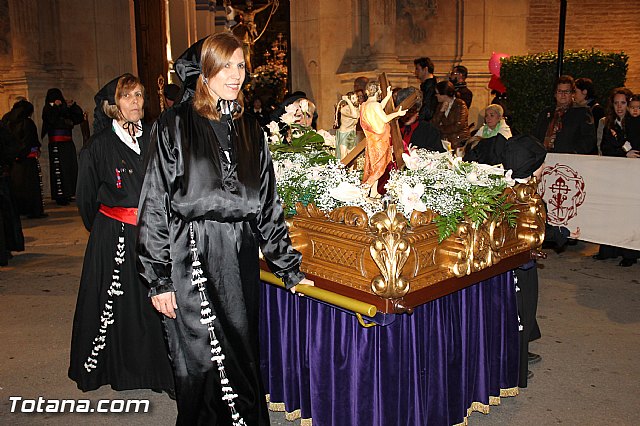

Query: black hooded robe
<box><xmin>137</xmin><ymin>102</ymin><xmax>304</xmax><ymax>425</ymax></box>
<box><xmin>3</xmin><ymin>101</ymin><xmax>44</xmax><ymax>217</ymax></box>
<box><xmin>68</xmin><ymin>124</ymin><xmax>174</xmax><ymax>392</ymax></box>
<box><xmin>41</xmin><ymin>90</ymin><xmax>84</xmax><ymax>203</ymax></box>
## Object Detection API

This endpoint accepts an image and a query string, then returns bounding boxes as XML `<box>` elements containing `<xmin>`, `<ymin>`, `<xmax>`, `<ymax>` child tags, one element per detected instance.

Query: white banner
<box><xmin>538</xmin><ymin>154</ymin><xmax>640</xmax><ymax>250</ymax></box>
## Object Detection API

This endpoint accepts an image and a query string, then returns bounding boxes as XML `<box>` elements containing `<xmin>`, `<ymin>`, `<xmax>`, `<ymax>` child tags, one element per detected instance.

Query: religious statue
<box><xmin>334</xmin><ymin>92</ymin><xmax>360</xmax><ymax>160</ymax></box>
<box><xmin>224</xmin><ymin>0</ymin><xmax>278</xmax><ymax>72</ymax></box>
<box><xmin>360</xmin><ymin>81</ymin><xmax>406</xmax><ymax>189</ymax></box>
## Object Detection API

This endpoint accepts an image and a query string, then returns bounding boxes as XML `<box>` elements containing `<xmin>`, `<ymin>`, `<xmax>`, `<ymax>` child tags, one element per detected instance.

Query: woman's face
<box><xmin>118</xmin><ymin>84</ymin><xmax>144</xmax><ymax>123</ymax></box>
<box><xmin>628</xmin><ymin>100</ymin><xmax>640</xmax><ymax>118</ymax></box>
<box><xmin>206</xmin><ymin>47</ymin><xmax>245</xmax><ymax>101</ymax></box>
<box><xmin>484</xmin><ymin>109</ymin><xmax>501</xmax><ymax>129</ymax></box>
<box><xmin>613</xmin><ymin>93</ymin><xmax>628</xmax><ymax>119</ymax></box>
<box><xmin>574</xmin><ymin>88</ymin><xmax>587</xmax><ymax>104</ymax></box>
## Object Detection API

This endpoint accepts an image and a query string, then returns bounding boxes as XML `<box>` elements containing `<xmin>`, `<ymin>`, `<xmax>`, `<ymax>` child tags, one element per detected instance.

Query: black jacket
<box><xmin>533</xmin><ymin>105</ymin><xmax>596</xmax><ymax>154</ymax></box>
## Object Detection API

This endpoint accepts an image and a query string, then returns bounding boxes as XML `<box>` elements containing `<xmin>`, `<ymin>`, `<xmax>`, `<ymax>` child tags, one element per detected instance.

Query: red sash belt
<box><xmin>49</xmin><ymin>135</ymin><xmax>72</xmax><ymax>143</ymax></box>
<box><xmin>99</xmin><ymin>205</ymin><xmax>138</xmax><ymax>226</ymax></box>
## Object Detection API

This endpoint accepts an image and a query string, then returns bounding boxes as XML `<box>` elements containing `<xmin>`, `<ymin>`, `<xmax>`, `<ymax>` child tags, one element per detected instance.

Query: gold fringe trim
<box><xmin>266</xmin><ymin>387</ymin><xmax>518</xmax><ymax>426</ymax></box>
<box><xmin>265</xmin><ymin>394</ymin><xmax>313</xmax><ymax>425</ymax></box>
<box><xmin>451</xmin><ymin>387</ymin><xmax>520</xmax><ymax>426</ymax></box>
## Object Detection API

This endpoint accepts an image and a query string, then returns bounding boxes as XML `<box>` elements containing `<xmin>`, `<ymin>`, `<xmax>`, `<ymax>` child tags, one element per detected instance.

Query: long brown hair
<box><xmin>604</xmin><ymin>87</ymin><xmax>633</xmax><ymax>129</ymax></box>
<box><xmin>193</xmin><ymin>33</ymin><xmax>245</xmax><ymax>121</ymax></box>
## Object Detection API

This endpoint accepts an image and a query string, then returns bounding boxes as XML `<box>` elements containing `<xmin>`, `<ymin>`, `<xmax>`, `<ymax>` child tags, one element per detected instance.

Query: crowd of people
<box><xmin>0</xmin><ymin>36</ymin><xmax>638</xmax><ymax>423</ymax></box>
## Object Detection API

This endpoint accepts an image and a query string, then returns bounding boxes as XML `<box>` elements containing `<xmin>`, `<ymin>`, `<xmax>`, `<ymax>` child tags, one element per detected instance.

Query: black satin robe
<box><xmin>137</xmin><ymin>102</ymin><xmax>303</xmax><ymax>425</ymax></box>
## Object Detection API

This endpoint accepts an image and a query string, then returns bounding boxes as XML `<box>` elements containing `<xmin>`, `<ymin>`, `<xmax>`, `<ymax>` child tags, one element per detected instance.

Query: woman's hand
<box><xmin>570</xmin><ymin>227</ymin><xmax>581</xmax><ymax>239</ymax></box>
<box><xmin>290</xmin><ymin>277</ymin><xmax>315</xmax><ymax>294</ymax></box>
<box><xmin>151</xmin><ymin>292</ymin><xmax>178</xmax><ymax>319</ymax></box>
<box><xmin>626</xmin><ymin>149</ymin><xmax>640</xmax><ymax>158</ymax></box>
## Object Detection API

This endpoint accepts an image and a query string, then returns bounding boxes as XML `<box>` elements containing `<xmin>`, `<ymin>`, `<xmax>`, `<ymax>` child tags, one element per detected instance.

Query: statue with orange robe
<box><xmin>360</xmin><ymin>81</ymin><xmax>406</xmax><ymax>188</ymax></box>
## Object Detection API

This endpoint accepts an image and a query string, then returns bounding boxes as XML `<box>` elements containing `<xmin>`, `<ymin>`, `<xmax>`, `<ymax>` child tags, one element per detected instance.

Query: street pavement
<box><xmin>1</xmin><ymin>201</ymin><xmax>638</xmax><ymax>425</ymax></box>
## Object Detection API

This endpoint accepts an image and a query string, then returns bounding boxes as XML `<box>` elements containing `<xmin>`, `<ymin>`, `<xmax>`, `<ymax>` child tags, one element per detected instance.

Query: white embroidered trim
<box><xmin>189</xmin><ymin>223</ymin><xmax>246</xmax><ymax>426</ymax></box>
<box><xmin>84</xmin><ymin>223</ymin><xmax>126</xmax><ymax>372</ymax></box>
<box><xmin>513</xmin><ymin>272</ymin><xmax>523</xmax><ymax>332</ymax></box>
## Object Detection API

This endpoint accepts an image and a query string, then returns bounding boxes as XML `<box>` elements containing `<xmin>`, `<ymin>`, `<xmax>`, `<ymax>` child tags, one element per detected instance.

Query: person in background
<box><xmin>623</xmin><ymin>93</ymin><xmax>640</xmax><ymax>152</ymax></box>
<box><xmin>432</xmin><ymin>80</ymin><xmax>470</xmax><ymax>151</ymax></box>
<box><xmin>41</xmin><ymin>88</ymin><xmax>84</xmax><ymax>205</ymax></box>
<box><xmin>0</xmin><ymin>119</ymin><xmax>24</xmax><ymax>266</ymax></box>
<box><xmin>69</xmin><ymin>74</ymin><xmax>174</xmax><ymax>394</ymax></box>
<box><xmin>593</xmin><ymin>87</ymin><xmax>639</xmax><ymax>267</ymax></box>
<box><xmin>2</xmin><ymin>100</ymin><xmax>46</xmax><ymax>218</ymax></box>
<box><xmin>463</xmin><ymin>104</ymin><xmax>512</xmax><ymax>164</ymax></box>
<box><xmin>475</xmin><ymin>103</ymin><xmax>512</xmax><ymax>139</ymax></box>
<box><xmin>354</xmin><ymin>76</ymin><xmax>369</xmax><ymax>95</ymax></box>
<box><xmin>574</xmin><ymin>77</ymin><xmax>605</xmax><ymax>150</ymax></box>
<box><xmin>533</xmin><ymin>75</ymin><xmax>596</xmax><ymax>154</ymax></box>
<box><xmin>600</xmin><ymin>87</ymin><xmax>637</xmax><ymax>158</ymax></box>
<box><xmin>413</xmin><ymin>57</ymin><xmax>438</xmax><ymax>121</ymax></box>
<box><xmin>251</xmin><ymin>97</ymin><xmax>270</xmax><ymax>128</ymax></box>
<box><xmin>396</xmin><ymin>87</ymin><xmax>443</xmax><ymax>152</ymax></box>
<box><xmin>137</xmin><ymin>33</ymin><xmax>313</xmax><ymax>424</ymax></box>
<box><xmin>163</xmin><ymin>83</ymin><xmax>181</xmax><ymax>109</ymax></box>
<box><xmin>449</xmin><ymin>64</ymin><xmax>473</xmax><ymax>109</ymax></box>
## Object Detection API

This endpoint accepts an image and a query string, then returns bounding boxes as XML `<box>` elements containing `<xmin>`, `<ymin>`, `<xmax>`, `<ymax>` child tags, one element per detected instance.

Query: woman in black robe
<box><xmin>41</xmin><ymin>88</ymin><xmax>84</xmax><ymax>205</ymax></box>
<box><xmin>137</xmin><ymin>33</ymin><xmax>312</xmax><ymax>425</ymax></box>
<box><xmin>69</xmin><ymin>74</ymin><xmax>174</xmax><ymax>393</ymax></box>
<box><xmin>3</xmin><ymin>100</ymin><xmax>45</xmax><ymax>218</ymax></box>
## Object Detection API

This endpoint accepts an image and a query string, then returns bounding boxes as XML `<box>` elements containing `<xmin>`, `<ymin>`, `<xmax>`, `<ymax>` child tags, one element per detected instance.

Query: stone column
<box><xmin>367</xmin><ymin>0</ymin><xmax>400</xmax><ymax>71</ymax></box>
<box><xmin>7</xmin><ymin>0</ymin><xmax>43</xmax><ymax>71</ymax></box>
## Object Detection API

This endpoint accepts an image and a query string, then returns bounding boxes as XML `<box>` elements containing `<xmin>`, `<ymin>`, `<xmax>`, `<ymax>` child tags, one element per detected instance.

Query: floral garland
<box><xmin>388</xmin><ymin>148</ymin><xmax>517</xmax><ymax>240</ymax></box>
<box><xmin>268</xmin><ymin>102</ymin><xmax>518</xmax><ymax>241</ymax></box>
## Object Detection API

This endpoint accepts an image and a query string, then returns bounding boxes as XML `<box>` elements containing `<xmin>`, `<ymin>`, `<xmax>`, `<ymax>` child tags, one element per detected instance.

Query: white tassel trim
<box><xmin>189</xmin><ymin>223</ymin><xmax>247</xmax><ymax>426</ymax></box>
<box><xmin>84</xmin><ymin>223</ymin><xmax>126</xmax><ymax>373</ymax></box>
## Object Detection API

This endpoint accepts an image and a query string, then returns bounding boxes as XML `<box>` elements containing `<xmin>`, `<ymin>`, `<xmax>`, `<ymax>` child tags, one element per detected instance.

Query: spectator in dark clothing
<box><xmin>163</xmin><ymin>83</ymin><xmax>181</xmax><ymax>109</ymax></box>
<box><xmin>449</xmin><ymin>65</ymin><xmax>473</xmax><ymax>109</ymax></box>
<box><xmin>533</xmin><ymin>75</ymin><xmax>596</xmax><ymax>154</ymax></box>
<box><xmin>396</xmin><ymin>87</ymin><xmax>444</xmax><ymax>152</ymax></box>
<box><xmin>250</xmin><ymin>97</ymin><xmax>270</xmax><ymax>128</ymax></box>
<box><xmin>413</xmin><ymin>57</ymin><xmax>438</xmax><ymax>121</ymax></box>
<box><xmin>2</xmin><ymin>100</ymin><xmax>45</xmax><ymax>218</ymax></box>
<box><xmin>593</xmin><ymin>87</ymin><xmax>639</xmax><ymax>267</ymax></box>
<box><xmin>600</xmin><ymin>87</ymin><xmax>637</xmax><ymax>157</ymax></box>
<box><xmin>574</xmin><ymin>77</ymin><xmax>605</xmax><ymax>138</ymax></box>
<box><xmin>626</xmin><ymin>94</ymin><xmax>640</xmax><ymax>151</ymax></box>
<box><xmin>0</xmin><ymin>120</ymin><xmax>25</xmax><ymax>266</ymax></box>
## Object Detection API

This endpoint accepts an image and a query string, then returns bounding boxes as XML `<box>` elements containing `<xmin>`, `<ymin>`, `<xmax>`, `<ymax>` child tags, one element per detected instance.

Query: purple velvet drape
<box><xmin>260</xmin><ymin>272</ymin><xmax>519</xmax><ymax>426</ymax></box>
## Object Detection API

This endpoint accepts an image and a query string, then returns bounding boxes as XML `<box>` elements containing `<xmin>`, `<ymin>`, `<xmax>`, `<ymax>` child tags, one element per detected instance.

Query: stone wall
<box><xmin>527</xmin><ymin>0</ymin><xmax>640</xmax><ymax>93</ymax></box>
<box><xmin>291</xmin><ymin>0</ymin><xmax>532</xmax><ymax>130</ymax></box>
<box><xmin>0</xmin><ymin>0</ymin><xmax>136</xmax><ymax>198</ymax></box>
<box><xmin>291</xmin><ymin>0</ymin><xmax>640</xmax><ymax>131</ymax></box>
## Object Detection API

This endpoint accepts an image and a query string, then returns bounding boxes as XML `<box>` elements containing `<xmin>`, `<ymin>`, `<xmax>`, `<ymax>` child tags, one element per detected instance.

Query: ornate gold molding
<box><xmin>369</xmin><ymin>204</ymin><xmax>411</xmax><ymax>301</ymax></box>
<box><xmin>283</xmin><ymin>181</ymin><xmax>545</xmax><ymax>314</ymax></box>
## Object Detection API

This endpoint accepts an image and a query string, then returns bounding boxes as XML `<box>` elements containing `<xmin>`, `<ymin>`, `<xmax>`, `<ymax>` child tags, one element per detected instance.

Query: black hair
<box><xmin>413</xmin><ymin>57</ymin><xmax>434</xmax><ymax>74</ymax></box>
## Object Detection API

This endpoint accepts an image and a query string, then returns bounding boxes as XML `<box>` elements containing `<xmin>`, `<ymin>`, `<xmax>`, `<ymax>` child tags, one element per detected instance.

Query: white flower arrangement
<box><xmin>272</xmin><ymin>151</ymin><xmax>381</xmax><ymax>217</ymax></box>
<box><xmin>387</xmin><ymin>147</ymin><xmax>517</xmax><ymax>240</ymax></box>
<box><xmin>268</xmin><ymin>109</ymin><xmax>519</xmax><ymax>240</ymax></box>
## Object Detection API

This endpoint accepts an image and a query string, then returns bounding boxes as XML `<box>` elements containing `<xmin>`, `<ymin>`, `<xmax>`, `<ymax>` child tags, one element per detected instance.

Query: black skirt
<box><xmin>68</xmin><ymin>213</ymin><xmax>174</xmax><ymax>392</ymax></box>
